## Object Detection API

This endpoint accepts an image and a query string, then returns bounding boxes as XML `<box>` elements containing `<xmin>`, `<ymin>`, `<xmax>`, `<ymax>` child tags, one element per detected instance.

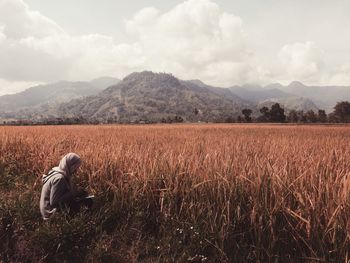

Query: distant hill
<box><xmin>258</xmin><ymin>97</ymin><xmax>319</xmax><ymax>112</ymax></box>
<box><xmin>55</xmin><ymin>71</ymin><xmax>254</xmax><ymax>122</ymax></box>
<box><xmin>237</xmin><ymin>81</ymin><xmax>350</xmax><ymax>113</ymax></box>
<box><xmin>283</xmin><ymin>81</ymin><xmax>350</xmax><ymax>112</ymax></box>
<box><xmin>230</xmin><ymin>84</ymin><xmax>291</xmax><ymax>102</ymax></box>
<box><xmin>230</xmin><ymin>84</ymin><xmax>318</xmax><ymax>112</ymax></box>
<box><xmin>0</xmin><ymin>77</ymin><xmax>120</xmax><ymax>112</ymax></box>
<box><xmin>186</xmin><ymin>80</ymin><xmax>249</xmax><ymax>103</ymax></box>
<box><xmin>1</xmin><ymin>71</ymin><xmax>350</xmax><ymax>122</ymax></box>
<box><xmin>15</xmin><ymin>71</ymin><xmax>251</xmax><ymax>122</ymax></box>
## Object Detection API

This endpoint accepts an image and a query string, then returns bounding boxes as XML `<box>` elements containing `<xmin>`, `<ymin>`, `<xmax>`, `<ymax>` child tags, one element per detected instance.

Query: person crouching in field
<box><xmin>40</xmin><ymin>153</ymin><xmax>93</xmax><ymax>220</ymax></box>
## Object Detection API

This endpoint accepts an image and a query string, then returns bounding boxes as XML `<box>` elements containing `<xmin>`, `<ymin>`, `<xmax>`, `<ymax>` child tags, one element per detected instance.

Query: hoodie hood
<box><xmin>42</xmin><ymin>153</ymin><xmax>82</xmax><ymax>185</ymax></box>
<box><xmin>54</xmin><ymin>153</ymin><xmax>82</xmax><ymax>179</ymax></box>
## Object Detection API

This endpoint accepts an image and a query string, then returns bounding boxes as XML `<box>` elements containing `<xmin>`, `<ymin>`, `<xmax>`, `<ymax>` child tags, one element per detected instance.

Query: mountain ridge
<box><xmin>52</xmin><ymin>71</ymin><xmax>252</xmax><ymax>122</ymax></box>
<box><xmin>0</xmin><ymin>77</ymin><xmax>120</xmax><ymax>112</ymax></box>
<box><xmin>1</xmin><ymin>71</ymin><xmax>349</xmax><ymax>122</ymax></box>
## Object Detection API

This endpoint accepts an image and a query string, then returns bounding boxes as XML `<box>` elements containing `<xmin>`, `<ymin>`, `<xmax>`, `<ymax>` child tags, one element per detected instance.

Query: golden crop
<box><xmin>1</xmin><ymin>124</ymin><xmax>350</xmax><ymax>261</ymax></box>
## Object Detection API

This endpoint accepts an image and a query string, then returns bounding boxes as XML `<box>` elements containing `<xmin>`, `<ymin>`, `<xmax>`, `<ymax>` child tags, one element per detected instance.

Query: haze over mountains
<box><xmin>0</xmin><ymin>71</ymin><xmax>349</xmax><ymax>122</ymax></box>
<box><xmin>6</xmin><ymin>72</ymin><xmax>252</xmax><ymax>122</ymax></box>
<box><xmin>230</xmin><ymin>84</ymin><xmax>319</xmax><ymax>112</ymax></box>
<box><xmin>0</xmin><ymin>77</ymin><xmax>120</xmax><ymax>112</ymax></box>
<box><xmin>282</xmin><ymin>81</ymin><xmax>350</xmax><ymax>112</ymax></box>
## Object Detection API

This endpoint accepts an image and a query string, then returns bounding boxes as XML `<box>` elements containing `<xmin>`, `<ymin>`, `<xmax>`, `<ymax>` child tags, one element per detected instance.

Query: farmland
<box><xmin>1</xmin><ymin>124</ymin><xmax>350</xmax><ymax>262</ymax></box>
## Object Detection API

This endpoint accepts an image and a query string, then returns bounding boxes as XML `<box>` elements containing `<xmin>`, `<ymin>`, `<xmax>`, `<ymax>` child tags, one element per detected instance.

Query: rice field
<box><xmin>1</xmin><ymin>124</ymin><xmax>350</xmax><ymax>262</ymax></box>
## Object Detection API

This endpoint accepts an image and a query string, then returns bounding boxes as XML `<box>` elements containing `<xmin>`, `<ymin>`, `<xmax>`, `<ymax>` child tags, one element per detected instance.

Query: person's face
<box><xmin>71</xmin><ymin>163</ymin><xmax>82</xmax><ymax>174</ymax></box>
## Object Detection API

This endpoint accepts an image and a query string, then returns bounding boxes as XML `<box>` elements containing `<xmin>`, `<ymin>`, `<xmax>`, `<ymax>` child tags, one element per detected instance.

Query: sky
<box><xmin>0</xmin><ymin>0</ymin><xmax>349</xmax><ymax>95</ymax></box>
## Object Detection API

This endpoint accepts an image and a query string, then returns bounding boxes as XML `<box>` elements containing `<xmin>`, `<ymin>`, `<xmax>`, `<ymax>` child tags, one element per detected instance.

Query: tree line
<box><xmin>235</xmin><ymin>101</ymin><xmax>350</xmax><ymax>123</ymax></box>
<box><xmin>2</xmin><ymin>101</ymin><xmax>350</xmax><ymax>125</ymax></box>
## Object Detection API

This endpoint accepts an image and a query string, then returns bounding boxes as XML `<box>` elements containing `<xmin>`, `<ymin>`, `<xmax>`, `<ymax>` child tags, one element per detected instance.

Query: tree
<box><xmin>174</xmin><ymin>115</ymin><xmax>184</xmax><ymax>123</ymax></box>
<box><xmin>242</xmin><ymin>109</ymin><xmax>252</xmax><ymax>122</ymax></box>
<box><xmin>328</xmin><ymin>112</ymin><xmax>340</xmax><ymax>123</ymax></box>
<box><xmin>318</xmin><ymin>110</ymin><xmax>327</xmax><ymax>123</ymax></box>
<box><xmin>259</xmin><ymin>106</ymin><xmax>270</xmax><ymax>122</ymax></box>
<box><xmin>225</xmin><ymin>116</ymin><xmax>235</xmax><ymax>123</ymax></box>
<box><xmin>270</xmin><ymin>103</ymin><xmax>286</xmax><ymax>122</ymax></box>
<box><xmin>305</xmin><ymin>110</ymin><xmax>317</xmax><ymax>123</ymax></box>
<box><xmin>287</xmin><ymin>110</ymin><xmax>298</xmax><ymax>123</ymax></box>
<box><xmin>297</xmin><ymin>111</ymin><xmax>307</xmax><ymax>123</ymax></box>
<box><xmin>333</xmin><ymin>101</ymin><xmax>350</xmax><ymax>122</ymax></box>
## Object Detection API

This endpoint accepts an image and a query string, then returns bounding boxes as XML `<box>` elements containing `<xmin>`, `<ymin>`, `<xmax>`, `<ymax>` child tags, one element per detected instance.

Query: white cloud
<box><xmin>278</xmin><ymin>41</ymin><xmax>325</xmax><ymax>84</ymax></box>
<box><xmin>17</xmin><ymin>34</ymin><xmax>145</xmax><ymax>80</ymax></box>
<box><xmin>125</xmin><ymin>0</ymin><xmax>257</xmax><ymax>86</ymax></box>
<box><xmin>0</xmin><ymin>0</ymin><xmax>349</xmax><ymax>95</ymax></box>
<box><xmin>327</xmin><ymin>64</ymin><xmax>350</xmax><ymax>86</ymax></box>
<box><xmin>0</xmin><ymin>0</ymin><xmax>261</xmax><ymax>91</ymax></box>
<box><xmin>125</xmin><ymin>7</ymin><xmax>160</xmax><ymax>36</ymax></box>
<box><xmin>0</xmin><ymin>0</ymin><xmax>63</xmax><ymax>39</ymax></box>
<box><xmin>0</xmin><ymin>26</ymin><xmax>5</xmax><ymax>43</ymax></box>
<box><xmin>0</xmin><ymin>0</ymin><xmax>71</xmax><ymax>82</ymax></box>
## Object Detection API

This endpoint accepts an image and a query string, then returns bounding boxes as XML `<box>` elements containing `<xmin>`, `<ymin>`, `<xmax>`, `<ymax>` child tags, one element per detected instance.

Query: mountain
<box><xmin>284</xmin><ymin>81</ymin><xmax>350</xmax><ymax>112</ymax></box>
<box><xmin>23</xmin><ymin>71</ymin><xmax>252</xmax><ymax>122</ymax></box>
<box><xmin>186</xmin><ymin>80</ymin><xmax>249</xmax><ymax>102</ymax></box>
<box><xmin>230</xmin><ymin>83</ymin><xmax>318</xmax><ymax>112</ymax></box>
<box><xmin>230</xmin><ymin>84</ymin><xmax>291</xmax><ymax>102</ymax></box>
<box><xmin>258</xmin><ymin>97</ymin><xmax>319</xmax><ymax>112</ymax></box>
<box><xmin>0</xmin><ymin>77</ymin><xmax>120</xmax><ymax>112</ymax></box>
<box><xmin>2</xmin><ymin>71</ymin><xmax>349</xmax><ymax>122</ymax></box>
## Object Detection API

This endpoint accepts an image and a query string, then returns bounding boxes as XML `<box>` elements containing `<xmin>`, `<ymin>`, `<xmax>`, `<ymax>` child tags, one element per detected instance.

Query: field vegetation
<box><xmin>1</xmin><ymin>124</ymin><xmax>350</xmax><ymax>262</ymax></box>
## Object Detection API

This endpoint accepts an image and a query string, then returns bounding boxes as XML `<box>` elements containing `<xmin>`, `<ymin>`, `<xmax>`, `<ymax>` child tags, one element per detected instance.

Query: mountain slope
<box><xmin>284</xmin><ymin>81</ymin><xmax>350</xmax><ymax>112</ymax></box>
<box><xmin>186</xmin><ymin>80</ymin><xmax>249</xmax><ymax>103</ymax></box>
<box><xmin>258</xmin><ymin>97</ymin><xmax>319</xmax><ymax>112</ymax></box>
<box><xmin>230</xmin><ymin>84</ymin><xmax>291</xmax><ymax>102</ymax></box>
<box><xmin>229</xmin><ymin>83</ymin><xmax>318</xmax><ymax>112</ymax></box>
<box><xmin>3</xmin><ymin>71</ymin><xmax>348</xmax><ymax>122</ymax></box>
<box><xmin>0</xmin><ymin>77</ymin><xmax>120</xmax><ymax>112</ymax></box>
<box><xmin>53</xmin><ymin>71</ymin><xmax>252</xmax><ymax>122</ymax></box>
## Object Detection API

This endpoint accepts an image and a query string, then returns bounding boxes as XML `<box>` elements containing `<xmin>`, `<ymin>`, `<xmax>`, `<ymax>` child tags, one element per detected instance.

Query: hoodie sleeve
<box><xmin>50</xmin><ymin>176</ymin><xmax>73</xmax><ymax>207</ymax></box>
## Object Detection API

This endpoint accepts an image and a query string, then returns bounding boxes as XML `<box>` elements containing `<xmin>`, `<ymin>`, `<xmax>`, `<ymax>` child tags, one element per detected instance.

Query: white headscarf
<box><xmin>52</xmin><ymin>153</ymin><xmax>82</xmax><ymax>180</ymax></box>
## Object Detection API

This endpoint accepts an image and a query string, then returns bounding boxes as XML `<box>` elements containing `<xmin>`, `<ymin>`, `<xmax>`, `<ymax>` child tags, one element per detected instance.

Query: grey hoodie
<box><xmin>39</xmin><ymin>153</ymin><xmax>82</xmax><ymax>220</ymax></box>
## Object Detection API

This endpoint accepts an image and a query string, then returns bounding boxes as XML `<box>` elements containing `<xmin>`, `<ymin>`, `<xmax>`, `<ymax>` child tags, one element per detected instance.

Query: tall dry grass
<box><xmin>1</xmin><ymin>124</ymin><xmax>350</xmax><ymax>262</ymax></box>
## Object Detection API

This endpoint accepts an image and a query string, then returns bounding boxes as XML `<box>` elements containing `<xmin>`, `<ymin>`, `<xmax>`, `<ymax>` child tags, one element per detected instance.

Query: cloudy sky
<box><xmin>0</xmin><ymin>0</ymin><xmax>349</xmax><ymax>95</ymax></box>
